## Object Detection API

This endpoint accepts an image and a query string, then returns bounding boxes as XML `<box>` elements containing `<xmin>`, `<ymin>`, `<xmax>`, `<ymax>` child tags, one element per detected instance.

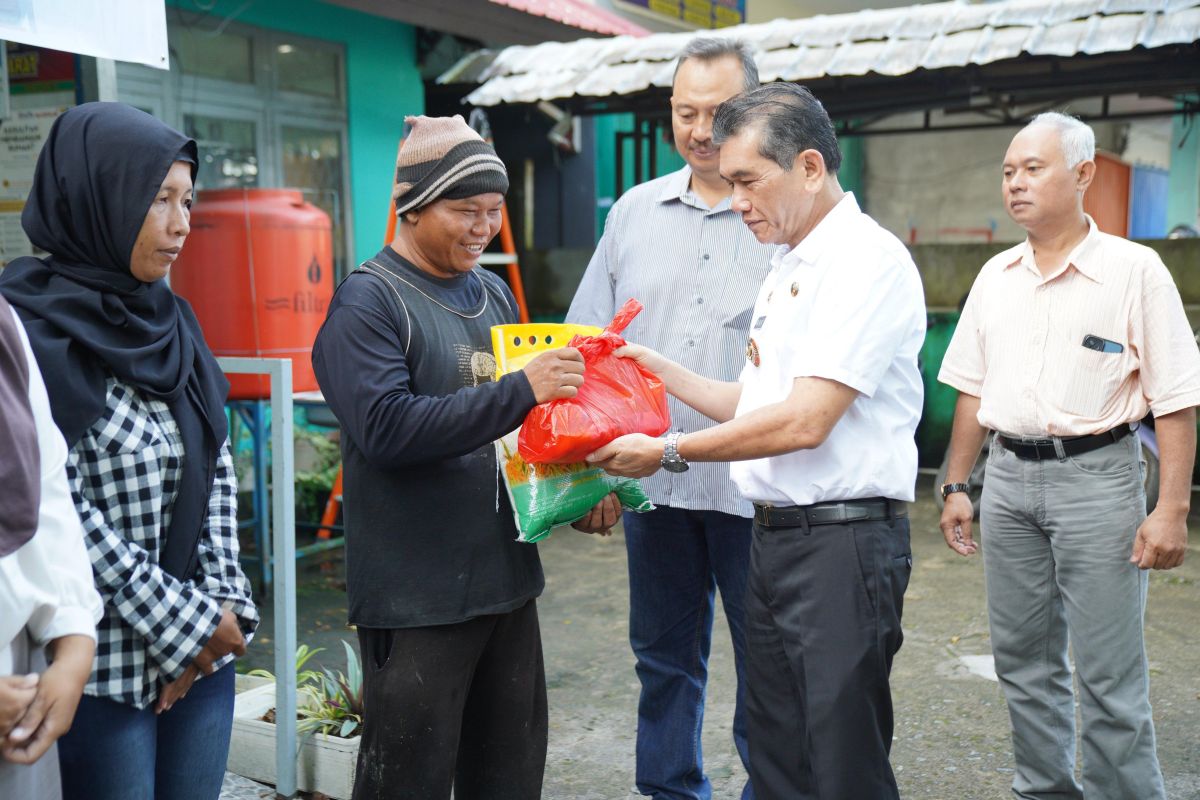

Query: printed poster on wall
<box><xmin>1</xmin><ymin>41</ymin><xmax>74</xmax><ymax>268</ymax></box>
<box><xmin>0</xmin><ymin>105</ymin><xmax>63</xmax><ymax>267</ymax></box>
<box><xmin>618</xmin><ymin>0</ymin><xmax>745</xmax><ymax>28</ymax></box>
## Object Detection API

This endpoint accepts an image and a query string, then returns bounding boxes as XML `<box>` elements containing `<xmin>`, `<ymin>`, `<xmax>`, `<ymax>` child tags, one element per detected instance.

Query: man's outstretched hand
<box><xmin>588</xmin><ymin>434</ymin><xmax>664</xmax><ymax>479</ymax></box>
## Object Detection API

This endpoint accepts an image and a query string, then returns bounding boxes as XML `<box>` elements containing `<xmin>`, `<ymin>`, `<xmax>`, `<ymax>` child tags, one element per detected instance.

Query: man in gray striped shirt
<box><xmin>566</xmin><ymin>38</ymin><xmax>773</xmax><ymax>800</ymax></box>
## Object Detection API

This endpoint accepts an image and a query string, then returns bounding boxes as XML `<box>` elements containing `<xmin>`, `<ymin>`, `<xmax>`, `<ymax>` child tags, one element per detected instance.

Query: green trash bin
<box><xmin>916</xmin><ymin>311</ymin><xmax>960</xmax><ymax>469</ymax></box>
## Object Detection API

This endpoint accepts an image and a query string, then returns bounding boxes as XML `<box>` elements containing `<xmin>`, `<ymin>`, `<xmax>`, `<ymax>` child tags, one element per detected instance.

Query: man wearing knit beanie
<box><xmin>313</xmin><ymin>115</ymin><xmax>594</xmax><ymax>800</ymax></box>
<box><xmin>392</xmin><ymin>114</ymin><xmax>509</xmax><ymax>216</ymax></box>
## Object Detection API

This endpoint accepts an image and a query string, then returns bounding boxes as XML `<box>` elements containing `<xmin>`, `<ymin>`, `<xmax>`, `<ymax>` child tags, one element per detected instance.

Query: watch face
<box><xmin>663</xmin><ymin>460</ymin><xmax>689</xmax><ymax>473</ymax></box>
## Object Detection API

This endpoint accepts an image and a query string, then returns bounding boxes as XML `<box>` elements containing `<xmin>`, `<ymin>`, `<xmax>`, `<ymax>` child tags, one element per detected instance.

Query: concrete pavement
<box><xmin>230</xmin><ymin>475</ymin><xmax>1200</xmax><ymax>798</ymax></box>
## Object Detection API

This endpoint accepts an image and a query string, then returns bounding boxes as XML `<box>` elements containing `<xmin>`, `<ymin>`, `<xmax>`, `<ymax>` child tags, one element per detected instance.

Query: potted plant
<box><xmin>228</xmin><ymin>642</ymin><xmax>363</xmax><ymax>800</ymax></box>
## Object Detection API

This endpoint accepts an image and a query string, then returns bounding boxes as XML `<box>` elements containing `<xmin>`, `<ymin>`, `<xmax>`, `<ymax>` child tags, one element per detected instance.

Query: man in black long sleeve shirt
<box><xmin>312</xmin><ymin>115</ymin><xmax>596</xmax><ymax>800</ymax></box>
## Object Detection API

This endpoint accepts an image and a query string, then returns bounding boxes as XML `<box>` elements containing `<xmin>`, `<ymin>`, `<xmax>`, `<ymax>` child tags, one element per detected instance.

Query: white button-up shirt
<box><xmin>730</xmin><ymin>193</ymin><xmax>926</xmax><ymax>506</ymax></box>
<box><xmin>939</xmin><ymin>216</ymin><xmax>1200</xmax><ymax>437</ymax></box>
<box><xmin>1</xmin><ymin>307</ymin><xmax>101</xmax><ymax>676</ymax></box>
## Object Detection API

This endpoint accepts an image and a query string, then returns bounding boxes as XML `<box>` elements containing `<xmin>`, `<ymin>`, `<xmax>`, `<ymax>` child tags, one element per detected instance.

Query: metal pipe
<box><xmin>838</xmin><ymin>107</ymin><xmax>1198</xmax><ymax>137</ymax></box>
<box><xmin>217</xmin><ymin>357</ymin><xmax>297</xmax><ymax>798</ymax></box>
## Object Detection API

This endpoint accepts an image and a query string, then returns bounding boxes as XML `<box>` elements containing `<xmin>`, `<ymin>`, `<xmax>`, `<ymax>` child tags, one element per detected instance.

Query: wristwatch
<box><xmin>941</xmin><ymin>482</ymin><xmax>970</xmax><ymax>500</ymax></box>
<box><xmin>660</xmin><ymin>432</ymin><xmax>689</xmax><ymax>473</ymax></box>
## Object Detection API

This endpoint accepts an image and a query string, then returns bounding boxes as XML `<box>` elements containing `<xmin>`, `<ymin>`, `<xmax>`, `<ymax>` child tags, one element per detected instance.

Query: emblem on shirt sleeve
<box><xmin>790</xmin><ymin>282</ymin><xmax>799</xmax><ymax>297</ymax></box>
<box><xmin>746</xmin><ymin>337</ymin><xmax>760</xmax><ymax>367</ymax></box>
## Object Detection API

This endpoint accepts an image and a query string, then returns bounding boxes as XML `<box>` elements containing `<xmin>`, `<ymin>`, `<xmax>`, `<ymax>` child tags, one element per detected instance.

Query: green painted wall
<box><xmin>592</xmin><ymin>112</ymin><xmax>867</xmax><ymax>239</ymax></box>
<box><xmin>1167</xmin><ymin>96</ymin><xmax>1200</xmax><ymax>233</ymax></box>
<box><xmin>167</xmin><ymin>0</ymin><xmax>423</xmax><ymax>264</ymax></box>
<box><xmin>839</xmin><ymin>133</ymin><xmax>864</xmax><ymax>202</ymax></box>
<box><xmin>593</xmin><ymin>113</ymin><xmax>686</xmax><ymax>241</ymax></box>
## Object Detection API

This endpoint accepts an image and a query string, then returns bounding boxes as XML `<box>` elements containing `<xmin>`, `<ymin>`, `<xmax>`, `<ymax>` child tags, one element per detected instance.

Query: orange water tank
<box><xmin>171</xmin><ymin>188</ymin><xmax>333</xmax><ymax>400</ymax></box>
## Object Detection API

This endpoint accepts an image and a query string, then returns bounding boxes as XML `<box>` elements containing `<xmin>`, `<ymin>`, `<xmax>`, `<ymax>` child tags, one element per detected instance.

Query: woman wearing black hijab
<box><xmin>0</xmin><ymin>102</ymin><xmax>259</xmax><ymax>800</ymax></box>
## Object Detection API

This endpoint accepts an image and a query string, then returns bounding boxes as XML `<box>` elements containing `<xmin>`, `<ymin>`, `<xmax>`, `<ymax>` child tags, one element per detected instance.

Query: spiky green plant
<box><xmin>245</xmin><ymin>642</ymin><xmax>364</xmax><ymax>739</ymax></box>
<box><xmin>246</xmin><ymin>643</ymin><xmax>325</xmax><ymax>689</ymax></box>
<box><xmin>296</xmin><ymin>640</ymin><xmax>364</xmax><ymax>739</ymax></box>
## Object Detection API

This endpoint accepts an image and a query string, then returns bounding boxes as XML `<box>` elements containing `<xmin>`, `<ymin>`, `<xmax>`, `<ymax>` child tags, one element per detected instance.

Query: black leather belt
<box><xmin>997</xmin><ymin>423</ymin><xmax>1131</xmax><ymax>461</ymax></box>
<box><xmin>753</xmin><ymin>497</ymin><xmax>907</xmax><ymax>529</ymax></box>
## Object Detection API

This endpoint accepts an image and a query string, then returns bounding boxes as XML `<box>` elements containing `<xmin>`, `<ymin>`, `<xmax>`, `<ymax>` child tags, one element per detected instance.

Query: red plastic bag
<box><xmin>518</xmin><ymin>299</ymin><xmax>670</xmax><ymax>464</ymax></box>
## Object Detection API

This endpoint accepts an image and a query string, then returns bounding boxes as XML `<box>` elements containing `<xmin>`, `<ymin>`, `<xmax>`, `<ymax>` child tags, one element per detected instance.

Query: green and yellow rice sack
<box><xmin>492</xmin><ymin>323</ymin><xmax>654</xmax><ymax>543</ymax></box>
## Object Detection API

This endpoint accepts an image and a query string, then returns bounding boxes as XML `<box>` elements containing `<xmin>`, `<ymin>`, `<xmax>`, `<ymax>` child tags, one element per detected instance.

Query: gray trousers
<box><xmin>981</xmin><ymin>432</ymin><xmax>1164</xmax><ymax>800</ymax></box>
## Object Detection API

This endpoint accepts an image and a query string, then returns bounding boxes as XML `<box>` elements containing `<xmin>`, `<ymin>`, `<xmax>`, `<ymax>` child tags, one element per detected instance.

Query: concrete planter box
<box><xmin>227</xmin><ymin>679</ymin><xmax>360</xmax><ymax>800</ymax></box>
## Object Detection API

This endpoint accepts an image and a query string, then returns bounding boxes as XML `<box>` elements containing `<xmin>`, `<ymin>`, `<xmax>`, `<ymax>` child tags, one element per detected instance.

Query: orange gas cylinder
<box><xmin>171</xmin><ymin>188</ymin><xmax>333</xmax><ymax>400</ymax></box>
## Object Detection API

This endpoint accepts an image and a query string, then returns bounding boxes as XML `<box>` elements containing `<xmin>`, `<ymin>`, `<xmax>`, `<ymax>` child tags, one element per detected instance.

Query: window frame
<box><xmin>114</xmin><ymin>13</ymin><xmax>352</xmax><ymax>271</ymax></box>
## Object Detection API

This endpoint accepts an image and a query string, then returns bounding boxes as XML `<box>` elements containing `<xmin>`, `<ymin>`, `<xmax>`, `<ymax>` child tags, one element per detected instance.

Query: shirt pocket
<box><xmin>1049</xmin><ymin>334</ymin><xmax>1128</xmax><ymax>419</ymax></box>
<box><xmin>91</xmin><ymin>418</ymin><xmax>161</xmax><ymax>458</ymax></box>
<box><xmin>90</xmin><ymin>390</ymin><xmax>163</xmax><ymax>458</ymax></box>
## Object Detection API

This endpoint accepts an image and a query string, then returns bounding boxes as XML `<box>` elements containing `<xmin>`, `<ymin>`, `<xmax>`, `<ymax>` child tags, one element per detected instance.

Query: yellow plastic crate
<box><xmin>490</xmin><ymin>322</ymin><xmax>602</xmax><ymax>378</ymax></box>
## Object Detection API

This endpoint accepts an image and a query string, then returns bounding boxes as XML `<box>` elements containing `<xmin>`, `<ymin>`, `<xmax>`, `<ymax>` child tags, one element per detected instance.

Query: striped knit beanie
<box><xmin>393</xmin><ymin>115</ymin><xmax>509</xmax><ymax>215</ymax></box>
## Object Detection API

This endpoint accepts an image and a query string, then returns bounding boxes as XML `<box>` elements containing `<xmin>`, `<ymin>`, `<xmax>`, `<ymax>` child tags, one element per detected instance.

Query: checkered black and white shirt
<box><xmin>66</xmin><ymin>378</ymin><xmax>258</xmax><ymax>709</ymax></box>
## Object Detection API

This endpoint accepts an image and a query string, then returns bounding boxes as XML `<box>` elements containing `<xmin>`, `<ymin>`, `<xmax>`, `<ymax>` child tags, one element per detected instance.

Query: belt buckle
<box><xmin>840</xmin><ymin>504</ymin><xmax>869</xmax><ymax>523</ymax></box>
<box><xmin>1001</xmin><ymin>432</ymin><xmax>1048</xmax><ymax>445</ymax></box>
<box><xmin>1018</xmin><ymin>436</ymin><xmax>1054</xmax><ymax>447</ymax></box>
<box><xmin>1003</xmin><ymin>434</ymin><xmax>1053</xmax><ymax>459</ymax></box>
<box><xmin>815</xmin><ymin>504</ymin><xmax>843</xmax><ymax>524</ymax></box>
<box><xmin>1031</xmin><ymin>440</ymin><xmax>1055</xmax><ymax>459</ymax></box>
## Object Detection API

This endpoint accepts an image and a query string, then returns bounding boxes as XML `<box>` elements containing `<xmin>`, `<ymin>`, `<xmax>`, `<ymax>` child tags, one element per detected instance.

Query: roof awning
<box><xmin>440</xmin><ymin>0</ymin><xmax>1200</xmax><ymax>132</ymax></box>
<box><xmin>489</xmin><ymin>0</ymin><xmax>649</xmax><ymax>38</ymax></box>
<box><xmin>323</xmin><ymin>0</ymin><xmax>646</xmax><ymax>45</ymax></box>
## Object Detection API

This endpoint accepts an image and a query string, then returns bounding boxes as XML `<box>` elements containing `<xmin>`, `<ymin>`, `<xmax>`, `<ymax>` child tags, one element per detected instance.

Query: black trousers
<box><xmin>744</xmin><ymin>516</ymin><xmax>911</xmax><ymax>800</ymax></box>
<box><xmin>352</xmin><ymin>599</ymin><xmax>548</xmax><ymax>800</ymax></box>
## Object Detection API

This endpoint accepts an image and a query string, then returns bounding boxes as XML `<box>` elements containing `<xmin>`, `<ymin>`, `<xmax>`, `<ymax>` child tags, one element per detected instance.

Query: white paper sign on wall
<box><xmin>0</xmin><ymin>0</ymin><xmax>168</xmax><ymax>71</ymax></box>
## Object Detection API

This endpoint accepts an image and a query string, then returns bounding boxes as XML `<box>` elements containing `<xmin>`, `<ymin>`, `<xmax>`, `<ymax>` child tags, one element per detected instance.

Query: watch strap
<box><xmin>942</xmin><ymin>482</ymin><xmax>970</xmax><ymax>499</ymax></box>
<box><xmin>662</xmin><ymin>432</ymin><xmax>687</xmax><ymax>469</ymax></box>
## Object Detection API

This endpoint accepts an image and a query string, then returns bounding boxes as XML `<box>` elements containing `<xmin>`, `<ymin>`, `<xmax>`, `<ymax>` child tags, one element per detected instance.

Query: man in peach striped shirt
<box><xmin>937</xmin><ymin>112</ymin><xmax>1200</xmax><ymax>800</ymax></box>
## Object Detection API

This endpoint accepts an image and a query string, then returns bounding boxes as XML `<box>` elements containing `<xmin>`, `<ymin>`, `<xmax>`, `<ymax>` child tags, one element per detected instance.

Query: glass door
<box><xmin>183</xmin><ymin>113</ymin><xmax>261</xmax><ymax>190</ymax></box>
<box><xmin>280</xmin><ymin>123</ymin><xmax>349</xmax><ymax>277</ymax></box>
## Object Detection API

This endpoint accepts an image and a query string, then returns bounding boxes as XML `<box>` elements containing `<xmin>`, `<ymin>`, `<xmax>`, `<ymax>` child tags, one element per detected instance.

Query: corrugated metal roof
<box><xmin>461</xmin><ymin>0</ymin><xmax>1200</xmax><ymax>106</ymax></box>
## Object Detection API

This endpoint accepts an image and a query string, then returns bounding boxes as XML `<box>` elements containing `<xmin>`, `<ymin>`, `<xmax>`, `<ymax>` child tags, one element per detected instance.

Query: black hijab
<box><xmin>0</xmin><ymin>294</ymin><xmax>39</xmax><ymax>558</ymax></box>
<box><xmin>0</xmin><ymin>102</ymin><xmax>230</xmax><ymax>580</ymax></box>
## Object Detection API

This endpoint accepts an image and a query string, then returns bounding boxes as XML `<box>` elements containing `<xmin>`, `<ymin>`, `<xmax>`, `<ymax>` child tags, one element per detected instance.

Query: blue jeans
<box><xmin>623</xmin><ymin>506</ymin><xmax>755</xmax><ymax>800</ymax></box>
<box><xmin>57</xmin><ymin>662</ymin><xmax>236</xmax><ymax>800</ymax></box>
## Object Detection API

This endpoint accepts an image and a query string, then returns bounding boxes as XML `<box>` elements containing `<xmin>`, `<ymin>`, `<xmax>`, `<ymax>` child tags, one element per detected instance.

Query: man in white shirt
<box><xmin>937</xmin><ymin>113</ymin><xmax>1200</xmax><ymax>800</ymax></box>
<box><xmin>590</xmin><ymin>83</ymin><xmax>926</xmax><ymax>800</ymax></box>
